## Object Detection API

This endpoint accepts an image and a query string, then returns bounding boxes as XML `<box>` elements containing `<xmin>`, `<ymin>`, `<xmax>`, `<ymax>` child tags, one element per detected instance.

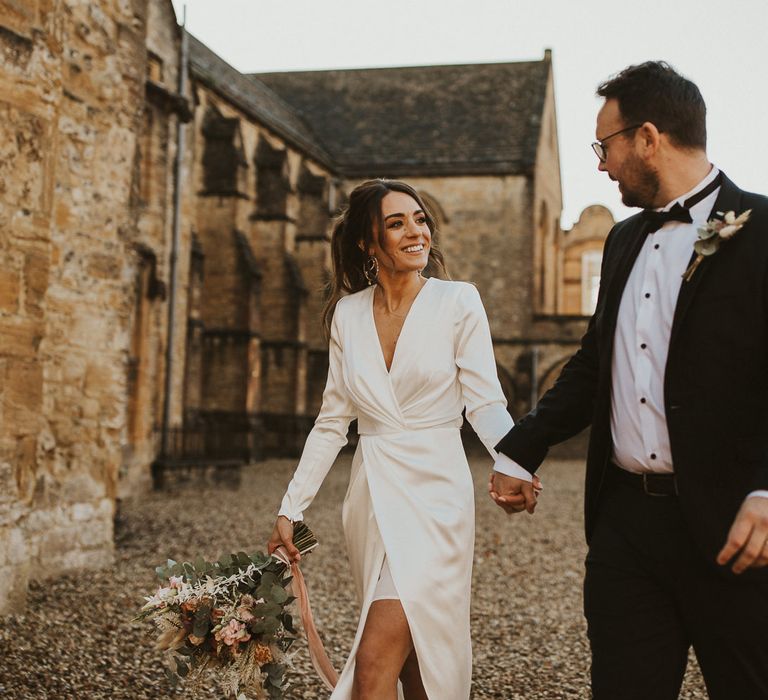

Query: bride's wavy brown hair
<box><xmin>322</xmin><ymin>179</ymin><xmax>449</xmax><ymax>338</ymax></box>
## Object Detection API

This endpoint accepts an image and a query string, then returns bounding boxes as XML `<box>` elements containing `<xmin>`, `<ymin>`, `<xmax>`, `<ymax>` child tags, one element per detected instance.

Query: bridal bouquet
<box><xmin>135</xmin><ymin>523</ymin><xmax>319</xmax><ymax>699</ymax></box>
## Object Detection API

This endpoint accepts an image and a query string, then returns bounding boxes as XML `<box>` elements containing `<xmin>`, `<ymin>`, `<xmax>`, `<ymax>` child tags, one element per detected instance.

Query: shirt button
<box><xmin>640</xmin><ymin>343</ymin><xmax>647</xmax><ymax>349</ymax></box>
<box><xmin>650</xmin><ymin>453</ymin><xmax>657</xmax><ymax>460</ymax></box>
<box><xmin>644</xmin><ymin>293</ymin><xmax>651</xmax><ymax>299</ymax></box>
<box><xmin>654</xmin><ymin>244</ymin><xmax>660</xmax><ymax>249</ymax></box>
<box><xmin>640</xmin><ymin>397</ymin><xmax>647</xmax><ymax>404</ymax></box>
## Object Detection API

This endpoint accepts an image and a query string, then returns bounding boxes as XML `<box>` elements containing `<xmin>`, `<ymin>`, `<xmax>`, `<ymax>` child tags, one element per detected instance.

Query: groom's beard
<box><xmin>617</xmin><ymin>153</ymin><xmax>661</xmax><ymax>209</ymax></box>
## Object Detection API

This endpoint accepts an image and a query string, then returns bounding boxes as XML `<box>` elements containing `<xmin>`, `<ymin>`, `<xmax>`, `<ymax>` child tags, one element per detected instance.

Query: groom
<box><xmin>490</xmin><ymin>61</ymin><xmax>768</xmax><ymax>699</ymax></box>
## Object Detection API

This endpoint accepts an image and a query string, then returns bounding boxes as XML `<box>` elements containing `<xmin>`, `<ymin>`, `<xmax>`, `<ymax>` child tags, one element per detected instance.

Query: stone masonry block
<box><xmin>0</xmin><ymin>526</ymin><xmax>26</xmax><ymax>566</ymax></box>
<box><xmin>0</xmin><ymin>562</ymin><xmax>29</xmax><ymax>614</ymax></box>
<box><xmin>0</xmin><ymin>317</ymin><xmax>43</xmax><ymax>359</ymax></box>
<box><xmin>71</xmin><ymin>502</ymin><xmax>95</xmax><ymax>522</ymax></box>
<box><xmin>0</xmin><ymin>268</ymin><xmax>20</xmax><ymax>313</ymax></box>
<box><xmin>78</xmin><ymin>518</ymin><xmax>113</xmax><ymax>548</ymax></box>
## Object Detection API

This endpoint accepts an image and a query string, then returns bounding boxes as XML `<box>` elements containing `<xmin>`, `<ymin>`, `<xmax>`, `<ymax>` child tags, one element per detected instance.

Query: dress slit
<box><xmin>372</xmin><ymin>557</ymin><xmax>400</xmax><ymax>602</ymax></box>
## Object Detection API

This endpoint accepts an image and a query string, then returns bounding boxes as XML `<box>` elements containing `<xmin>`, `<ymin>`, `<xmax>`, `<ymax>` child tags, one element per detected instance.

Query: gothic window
<box><xmin>126</xmin><ymin>246</ymin><xmax>166</xmax><ymax>447</ymax></box>
<box><xmin>127</xmin><ymin>252</ymin><xmax>153</xmax><ymax>445</ymax></box>
<box><xmin>296</xmin><ymin>163</ymin><xmax>327</xmax><ymax>239</ymax></box>
<box><xmin>147</xmin><ymin>51</ymin><xmax>164</xmax><ymax>83</ymax></box>
<box><xmin>581</xmin><ymin>250</ymin><xmax>602</xmax><ymax>315</ymax></box>
<box><xmin>201</xmin><ymin>105</ymin><xmax>247</xmax><ymax>196</ymax></box>
<box><xmin>183</xmin><ymin>235</ymin><xmax>205</xmax><ymax>415</ymax></box>
<box><xmin>537</xmin><ymin>201</ymin><xmax>550</xmax><ymax>311</ymax></box>
<box><xmin>254</xmin><ymin>138</ymin><xmax>291</xmax><ymax>219</ymax></box>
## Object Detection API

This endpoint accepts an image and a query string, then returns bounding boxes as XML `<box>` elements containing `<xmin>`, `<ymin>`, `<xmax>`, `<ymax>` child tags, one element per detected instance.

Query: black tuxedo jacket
<box><xmin>497</xmin><ymin>173</ymin><xmax>768</xmax><ymax>577</ymax></box>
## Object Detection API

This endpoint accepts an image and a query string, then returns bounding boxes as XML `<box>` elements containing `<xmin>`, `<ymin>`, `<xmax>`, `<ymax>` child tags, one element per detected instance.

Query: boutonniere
<box><xmin>682</xmin><ymin>209</ymin><xmax>752</xmax><ymax>282</ymax></box>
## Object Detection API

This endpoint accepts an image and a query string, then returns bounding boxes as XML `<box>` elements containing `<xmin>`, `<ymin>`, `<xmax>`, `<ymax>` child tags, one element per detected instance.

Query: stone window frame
<box><xmin>580</xmin><ymin>249</ymin><xmax>602</xmax><ymax>316</ymax></box>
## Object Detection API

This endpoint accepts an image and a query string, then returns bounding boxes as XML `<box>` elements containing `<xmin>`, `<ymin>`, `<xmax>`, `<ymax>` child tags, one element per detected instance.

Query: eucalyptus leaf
<box><xmin>194</xmin><ymin>556</ymin><xmax>209</xmax><ymax>573</ymax></box>
<box><xmin>264</xmin><ymin>663</ymin><xmax>283</xmax><ymax>679</ymax></box>
<box><xmin>270</xmin><ymin>584</ymin><xmax>288</xmax><ymax>604</ymax></box>
<box><xmin>281</xmin><ymin>613</ymin><xmax>295</xmax><ymax>634</ymax></box>
<box><xmin>249</xmin><ymin>552</ymin><xmax>270</xmax><ymax>566</ymax></box>
<box><xmin>252</xmin><ymin>601</ymin><xmax>282</xmax><ymax>617</ymax></box>
<box><xmin>250</xmin><ymin>617</ymin><xmax>280</xmax><ymax>635</ymax></box>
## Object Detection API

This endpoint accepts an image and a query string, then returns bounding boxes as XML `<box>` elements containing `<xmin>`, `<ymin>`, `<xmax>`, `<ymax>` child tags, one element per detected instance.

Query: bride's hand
<box><xmin>267</xmin><ymin>516</ymin><xmax>301</xmax><ymax>563</ymax></box>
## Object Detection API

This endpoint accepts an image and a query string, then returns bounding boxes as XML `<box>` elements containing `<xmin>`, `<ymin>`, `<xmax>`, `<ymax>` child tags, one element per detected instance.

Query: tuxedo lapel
<box><xmin>600</xmin><ymin>217</ymin><xmax>652</xmax><ymax>349</ymax></box>
<box><xmin>668</xmin><ymin>174</ymin><xmax>744</xmax><ymax>350</ymax></box>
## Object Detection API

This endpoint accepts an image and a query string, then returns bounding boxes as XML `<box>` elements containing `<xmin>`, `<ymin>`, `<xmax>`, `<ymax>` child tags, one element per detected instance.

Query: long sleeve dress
<box><xmin>278</xmin><ymin>278</ymin><xmax>514</xmax><ymax>699</ymax></box>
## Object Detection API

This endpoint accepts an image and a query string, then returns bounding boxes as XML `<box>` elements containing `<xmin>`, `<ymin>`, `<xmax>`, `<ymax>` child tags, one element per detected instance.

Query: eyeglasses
<box><xmin>591</xmin><ymin>124</ymin><xmax>643</xmax><ymax>162</ymax></box>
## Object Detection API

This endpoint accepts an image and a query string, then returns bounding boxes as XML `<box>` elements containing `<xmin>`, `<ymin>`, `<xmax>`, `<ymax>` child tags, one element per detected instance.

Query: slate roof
<box><xmin>251</xmin><ymin>60</ymin><xmax>551</xmax><ymax>177</ymax></box>
<box><xmin>188</xmin><ymin>30</ymin><xmax>552</xmax><ymax>178</ymax></box>
<box><xmin>187</xmin><ymin>33</ymin><xmax>333</xmax><ymax>168</ymax></box>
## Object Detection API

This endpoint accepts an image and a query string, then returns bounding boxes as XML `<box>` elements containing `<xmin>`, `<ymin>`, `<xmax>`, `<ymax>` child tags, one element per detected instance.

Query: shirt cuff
<box><xmin>493</xmin><ymin>453</ymin><xmax>533</xmax><ymax>482</ymax></box>
<box><xmin>277</xmin><ymin>507</ymin><xmax>304</xmax><ymax>522</ymax></box>
<box><xmin>746</xmin><ymin>490</ymin><xmax>768</xmax><ymax>500</ymax></box>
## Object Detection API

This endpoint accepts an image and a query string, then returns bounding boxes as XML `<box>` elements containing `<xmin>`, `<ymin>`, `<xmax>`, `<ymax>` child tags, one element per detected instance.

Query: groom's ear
<box><xmin>637</xmin><ymin>121</ymin><xmax>662</xmax><ymax>158</ymax></box>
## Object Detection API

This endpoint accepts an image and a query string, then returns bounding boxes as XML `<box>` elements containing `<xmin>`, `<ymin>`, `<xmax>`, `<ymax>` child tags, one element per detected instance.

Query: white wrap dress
<box><xmin>278</xmin><ymin>278</ymin><xmax>514</xmax><ymax>699</ymax></box>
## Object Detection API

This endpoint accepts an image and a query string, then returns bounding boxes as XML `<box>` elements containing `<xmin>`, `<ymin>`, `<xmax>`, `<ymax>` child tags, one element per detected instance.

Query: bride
<box><xmin>268</xmin><ymin>179</ymin><xmax>535</xmax><ymax>699</ymax></box>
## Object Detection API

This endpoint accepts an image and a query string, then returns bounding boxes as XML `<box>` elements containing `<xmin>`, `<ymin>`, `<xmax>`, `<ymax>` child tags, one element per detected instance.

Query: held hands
<box><xmin>717</xmin><ymin>495</ymin><xmax>768</xmax><ymax>574</ymax></box>
<box><xmin>488</xmin><ymin>471</ymin><xmax>543</xmax><ymax>515</ymax></box>
<box><xmin>267</xmin><ymin>515</ymin><xmax>301</xmax><ymax>564</ymax></box>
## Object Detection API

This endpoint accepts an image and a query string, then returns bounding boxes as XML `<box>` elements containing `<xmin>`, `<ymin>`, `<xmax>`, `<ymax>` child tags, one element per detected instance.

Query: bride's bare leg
<box><xmin>352</xmin><ymin>599</ymin><xmax>413</xmax><ymax>699</ymax></box>
<box><xmin>399</xmin><ymin>649</ymin><xmax>428</xmax><ymax>699</ymax></box>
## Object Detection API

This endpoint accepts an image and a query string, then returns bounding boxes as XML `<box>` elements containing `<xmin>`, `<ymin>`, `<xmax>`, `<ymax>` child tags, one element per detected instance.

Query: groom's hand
<box><xmin>717</xmin><ymin>496</ymin><xmax>768</xmax><ymax>573</ymax></box>
<box><xmin>488</xmin><ymin>472</ymin><xmax>541</xmax><ymax>515</ymax></box>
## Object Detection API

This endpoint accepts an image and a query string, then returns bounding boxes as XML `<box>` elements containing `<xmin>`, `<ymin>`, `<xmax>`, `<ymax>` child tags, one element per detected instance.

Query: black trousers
<box><xmin>584</xmin><ymin>467</ymin><xmax>768</xmax><ymax>700</ymax></box>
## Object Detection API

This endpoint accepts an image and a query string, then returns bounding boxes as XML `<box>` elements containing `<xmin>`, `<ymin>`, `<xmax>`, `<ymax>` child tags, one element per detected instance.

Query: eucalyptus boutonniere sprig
<box><xmin>682</xmin><ymin>209</ymin><xmax>752</xmax><ymax>282</ymax></box>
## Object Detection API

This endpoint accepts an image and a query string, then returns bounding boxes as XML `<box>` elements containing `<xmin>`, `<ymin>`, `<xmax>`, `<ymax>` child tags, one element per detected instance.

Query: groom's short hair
<box><xmin>597</xmin><ymin>61</ymin><xmax>707</xmax><ymax>151</ymax></box>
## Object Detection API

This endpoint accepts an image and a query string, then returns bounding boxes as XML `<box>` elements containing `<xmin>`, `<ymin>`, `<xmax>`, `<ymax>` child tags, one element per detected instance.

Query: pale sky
<box><xmin>170</xmin><ymin>0</ymin><xmax>768</xmax><ymax>228</ymax></box>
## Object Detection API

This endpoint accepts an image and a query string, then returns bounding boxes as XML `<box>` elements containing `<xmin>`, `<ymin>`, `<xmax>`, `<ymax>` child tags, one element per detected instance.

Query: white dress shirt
<box><xmin>494</xmin><ymin>165</ymin><xmax>768</xmax><ymax>500</ymax></box>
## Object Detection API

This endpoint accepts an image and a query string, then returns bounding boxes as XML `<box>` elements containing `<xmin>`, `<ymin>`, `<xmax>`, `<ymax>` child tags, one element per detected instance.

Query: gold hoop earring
<box><xmin>363</xmin><ymin>256</ymin><xmax>379</xmax><ymax>285</ymax></box>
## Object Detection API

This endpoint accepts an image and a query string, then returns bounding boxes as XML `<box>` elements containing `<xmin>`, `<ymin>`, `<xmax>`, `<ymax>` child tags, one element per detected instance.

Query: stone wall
<box><xmin>186</xmin><ymin>85</ymin><xmax>333</xmax><ymax>453</ymax></box>
<box><xmin>0</xmin><ymin>0</ymin><xmax>193</xmax><ymax>613</ymax></box>
<box><xmin>532</xmin><ymin>53</ymin><xmax>564</xmax><ymax>316</ymax></box>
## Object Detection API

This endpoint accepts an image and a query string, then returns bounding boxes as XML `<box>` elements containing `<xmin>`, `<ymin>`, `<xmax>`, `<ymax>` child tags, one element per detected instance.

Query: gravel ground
<box><xmin>0</xmin><ymin>451</ymin><xmax>708</xmax><ymax>699</ymax></box>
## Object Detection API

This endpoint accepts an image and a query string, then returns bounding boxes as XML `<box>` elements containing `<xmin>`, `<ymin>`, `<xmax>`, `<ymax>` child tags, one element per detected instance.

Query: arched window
<box><xmin>200</xmin><ymin>105</ymin><xmax>247</xmax><ymax>196</ymax></box>
<box><xmin>254</xmin><ymin>138</ymin><xmax>291</xmax><ymax>220</ymax></box>
<box><xmin>581</xmin><ymin>250</ymin><xmax>602</xmax><ymax>315</ymax></box>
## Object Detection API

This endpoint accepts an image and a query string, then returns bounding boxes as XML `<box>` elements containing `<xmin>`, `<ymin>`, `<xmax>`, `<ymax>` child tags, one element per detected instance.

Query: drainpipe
<box><xmin>161</xmin><ymin>8</ymin><xmax>189</xmax><ymax>457</ymax></box>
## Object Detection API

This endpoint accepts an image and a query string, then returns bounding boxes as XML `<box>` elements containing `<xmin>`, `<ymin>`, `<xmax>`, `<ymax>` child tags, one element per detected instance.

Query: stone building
<box><xmin>560</xmin><ymin>205</ymin><xmax>616</xmax><ymax>317</ymax></box>
<box><xmin>0</xmin><ymin>0</ymin><xmax>612</xmax><ymax>612</ymax></box>
<box><xmin>0</xmin><ymin>0</ymin><xmax>192</xmax><ymax>612</ymax></box>
<box><xmin>252</xmin><ymin>59</ymin><xmax>613</xmax><ymax>415</ymax></box>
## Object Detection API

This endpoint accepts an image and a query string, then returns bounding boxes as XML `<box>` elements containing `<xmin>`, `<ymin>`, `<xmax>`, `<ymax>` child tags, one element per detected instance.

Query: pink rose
<box><xmin>215</xmin><ymin>619</ymin><xmax>252</xmax><ymax>647</ymax></box>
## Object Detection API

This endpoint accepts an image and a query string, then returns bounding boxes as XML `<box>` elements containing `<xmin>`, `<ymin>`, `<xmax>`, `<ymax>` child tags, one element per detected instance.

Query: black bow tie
<box><xmin>640</xmin><ymin>203</ymin><xmax>692</xmax><ymax>233</ymax></box>
<box><xmin>640</xmin><ymin>172</ymin><xmax>723</xmax><ymax>234</ymax></box>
